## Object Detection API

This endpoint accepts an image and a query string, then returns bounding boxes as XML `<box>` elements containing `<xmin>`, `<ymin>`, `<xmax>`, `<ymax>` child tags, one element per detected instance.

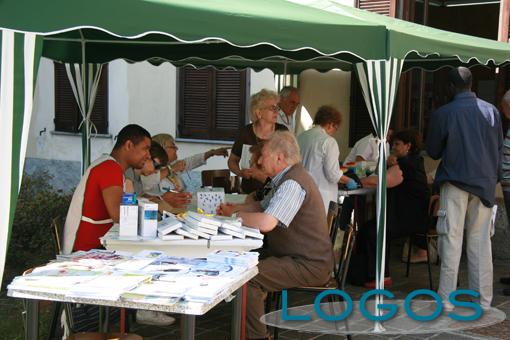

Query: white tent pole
<box><xmin>79</xmin><ymin>30</ymin><xmax>91</xmax><ymax>174</ymax></box>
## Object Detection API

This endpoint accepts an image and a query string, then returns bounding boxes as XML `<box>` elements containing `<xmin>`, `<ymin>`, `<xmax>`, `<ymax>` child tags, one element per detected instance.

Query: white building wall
<box><xmin>298</xmin><ymin>69</ymin><xmax>352</xmax><ymax>158</ymax></box>
<box><xmin>27</xmin><ymin>59</ymin><xmax>275</xmax><ymax>173</ymax></box>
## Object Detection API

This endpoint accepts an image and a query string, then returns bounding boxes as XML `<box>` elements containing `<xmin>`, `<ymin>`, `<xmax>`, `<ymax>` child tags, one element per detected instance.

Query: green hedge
<box><xmin>4</xmin><ymin>171</ymin><xmax>72</xmax><ymax>282</ymax></box>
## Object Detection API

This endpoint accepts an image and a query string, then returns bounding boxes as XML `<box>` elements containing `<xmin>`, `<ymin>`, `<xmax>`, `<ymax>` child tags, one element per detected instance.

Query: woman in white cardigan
<box><xmin>297</xmin><ymin>105</ymin><xmax>357</xmax><ymax>213</ymax></box>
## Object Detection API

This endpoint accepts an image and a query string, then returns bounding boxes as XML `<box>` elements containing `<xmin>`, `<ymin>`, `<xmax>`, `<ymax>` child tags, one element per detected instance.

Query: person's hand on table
<box><xmin>345</xmin><ymin>178</ymin><xmax>358</xmax><ymax>190</ymax></box>
<box><xmin>161</xmin><ymin>191</ymin><xmax>192</xmax><ymax>208</ymax></box>
<box><xmin>205</xmin><ymin>147</ymin><xmax>229</xmax><ymax>159</ymax></box>
<box><xmin>217</xmin><ymin>202</ymin><xmax>238</xmax><ymax>217</ymax></box>
<box><xmin>170</xmin><ymin>160</ymin><xmax>186</xmax><ymax>173</ymax></box>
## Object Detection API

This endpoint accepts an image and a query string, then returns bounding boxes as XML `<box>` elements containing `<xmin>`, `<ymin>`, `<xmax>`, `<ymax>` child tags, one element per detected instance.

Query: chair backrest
<box><xmin>51</xmin><ymin>216</ymin><xmax>65</xmax><ymax>255</ymax></box>
<box><xmin>201</xmin><ymin>169</ymin><xmax>235</xmax><ymax>193</ymax></box>
<box><xmin>326</xmin><ymin>201</ymin><xmax>341</xmax><ymax>275</ymax></box>
<box><xmin>428</xmin><ymin>194</ymin><xmax>440</xmax><ymax>229</ymax></box>
<box><xmin>326</xmin><ymin>201</ymin><xmax>339</xmax><ymax>239</ymax></box>
<box><xmin>429</xmin><ymin>194</ymin><xmax>440</xmax><ymax>216</ymax></box>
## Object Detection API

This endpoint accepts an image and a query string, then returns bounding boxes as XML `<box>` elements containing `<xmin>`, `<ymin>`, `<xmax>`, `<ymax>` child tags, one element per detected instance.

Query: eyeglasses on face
<box><xmin>263</xmin><ymin>104</ymin><xmax>279</xmax><ymax>112</ymax></box>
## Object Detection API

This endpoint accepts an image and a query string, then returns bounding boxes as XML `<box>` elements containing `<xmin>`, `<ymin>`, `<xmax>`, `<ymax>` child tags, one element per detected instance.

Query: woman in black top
<box><xmin>228</xmin><ymin>89</ymin><xmax>288</xmax><ymax>194</ymax></box>
<box><xmin>354</xmin><ymin>129</ymin><xmax>430</xmax><ymax>288</ymax></box>
<box><xmin>387</xmin><ymin>130</ymin><xmax>430</xmax><ymax>247</ymax></box>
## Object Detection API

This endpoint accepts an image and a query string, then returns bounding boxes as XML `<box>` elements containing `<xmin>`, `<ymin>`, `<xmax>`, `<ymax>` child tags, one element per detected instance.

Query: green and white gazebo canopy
<box><xmin>1</xmin><ymin>0</ymin><xmax>510</xmax><ymax>71</ymax></box>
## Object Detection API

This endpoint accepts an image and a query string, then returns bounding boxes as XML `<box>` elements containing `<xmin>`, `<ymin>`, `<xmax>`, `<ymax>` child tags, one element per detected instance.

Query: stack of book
<box><xmin>155</xmin><ymin>211</ymin><xmax>265</xmax><ymax>241</ymax></box>
<box><xmin>157</xmin><ymin>214</ymin><xmax>183</xmax><ymax>240</ymax></box>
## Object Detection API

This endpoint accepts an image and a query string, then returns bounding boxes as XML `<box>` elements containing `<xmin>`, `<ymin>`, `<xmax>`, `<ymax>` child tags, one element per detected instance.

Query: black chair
<box><xmin>405</xmin><ymin>194</ymin><xmax>440</xmax><ymax>290</ymax></box>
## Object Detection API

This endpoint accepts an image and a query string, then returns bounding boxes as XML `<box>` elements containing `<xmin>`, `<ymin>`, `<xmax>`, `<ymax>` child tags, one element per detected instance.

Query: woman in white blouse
<box><xmin>297</xmin><ymin>105</ymin><xmax>357</xmax><ymax>213</ymax></box>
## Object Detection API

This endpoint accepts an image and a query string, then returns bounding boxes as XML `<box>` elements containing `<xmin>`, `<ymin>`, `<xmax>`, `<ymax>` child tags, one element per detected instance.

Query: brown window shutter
<box><xmin>179</xmin><ymin>67</ymin><xmax>212</xmax><ymax>138</ymax></box>
<box><xmin>54</xmin><ymin>63</ymin><xmax>109</xmax><ymax>134</ymax></box>
<box><xmin>179</xmin><ymin>67</ymin><xmax>246</xmax><ymax>141</ymax></box>
<box><xmin>349</xmin><ymin>73</ymin><xmax>374</xmax><ymax>147</ymax></box>
<box><xmin>211</xmin><ymin>69</ymin><xmax>246</xmax><ymax>140</ymax></box>
<box><xmin>54</xmin><ymin>63</ymin><xmax>80</xmax><ymax>133</ymax></box>
<box><xmin>357</xmin><ymin>0</ymin><xmax>396</xmax><ymax>17</ymax></box>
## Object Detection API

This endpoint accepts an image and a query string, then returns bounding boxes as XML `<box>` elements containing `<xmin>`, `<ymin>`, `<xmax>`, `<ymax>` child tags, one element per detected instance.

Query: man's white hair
<box><xmin>503</xmin><ymin>90</ymin><xmax>510</xmax><ymax>104</ymax></box>
<box><xmin>279</xmin><ymin>86</ymin><xmax>298</xmax><ymax>99</ymax></box>
<box><xmin>265</xmin><ymin>130</ymin><xmax>301</xmax><ymax>166</ymax></box>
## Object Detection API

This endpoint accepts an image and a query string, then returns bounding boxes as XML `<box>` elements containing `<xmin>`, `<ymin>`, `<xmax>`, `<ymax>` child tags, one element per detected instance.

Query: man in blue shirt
<box><xmin>426</xmin><ymin>67</ymin><xmax>502</xmax><ymax>311</ymax></box>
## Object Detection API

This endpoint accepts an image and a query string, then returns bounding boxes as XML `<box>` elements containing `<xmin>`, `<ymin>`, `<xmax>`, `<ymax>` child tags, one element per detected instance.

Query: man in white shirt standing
<box><xmin>344</xmin><ymin>130</ymin><xmax>392</xmax><ymax>164</ymax></box>
<box><xmin>277</xmin><ymin>86</ymin><xmax>300</xmax><ymax>133</ymax></box>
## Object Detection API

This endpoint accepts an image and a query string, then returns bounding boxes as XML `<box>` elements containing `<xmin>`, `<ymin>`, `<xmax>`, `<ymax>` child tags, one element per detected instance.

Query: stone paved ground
<box><xmin>129</xmin><ymin>242</ymin><xmax>510</xmax><ymax>340</ymax></box>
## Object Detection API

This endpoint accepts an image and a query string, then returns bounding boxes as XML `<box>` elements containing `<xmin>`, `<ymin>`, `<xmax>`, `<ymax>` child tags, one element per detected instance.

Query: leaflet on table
<box><xmin>56</xmin><ymin>249</ymin><xmax>132</xmax><ymax>267</ymax></box>
<box><xmin>184</xmin><ymin>276</ymin><xmax>236</xmax><ymax>302</ymax></box>
<box><xmin>8</xmin><ymin>275</ymin><xmax>97</xmax><ymax>294</ymax></box>
<box><xmin>207</xmin><ymin>250</ymin><xmax>259</xmax><ymax>268</ymax></box>
<box><xmin>67</xmin><ymin>272</ymin><xmax>152</xmax><ymax>300</ymax></box>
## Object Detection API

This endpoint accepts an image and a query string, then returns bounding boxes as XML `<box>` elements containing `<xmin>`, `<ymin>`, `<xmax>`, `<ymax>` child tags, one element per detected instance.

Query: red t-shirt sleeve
<box><xmin>95</xmin><ymin>160</ymin><xmax>124</xmax><ymax>191</ymax></box>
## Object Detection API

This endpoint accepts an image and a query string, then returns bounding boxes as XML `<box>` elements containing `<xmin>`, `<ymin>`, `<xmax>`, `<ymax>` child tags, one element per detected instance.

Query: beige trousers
<box><xmin>437</xmin><ymin>182</ymin><xmax>493</xmax><ymax>310</ymax></box>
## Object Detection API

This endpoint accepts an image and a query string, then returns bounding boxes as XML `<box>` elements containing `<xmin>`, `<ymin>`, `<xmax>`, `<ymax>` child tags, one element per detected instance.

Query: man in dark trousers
<box><xmin>427</xmin><ymin>67</ymin><xmax>502</xmax><ymax>311</ymax></box>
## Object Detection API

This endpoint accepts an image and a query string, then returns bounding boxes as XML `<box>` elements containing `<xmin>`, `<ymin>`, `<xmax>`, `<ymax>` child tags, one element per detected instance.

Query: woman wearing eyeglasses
<box><xmin>151</xmin><ymin>133</ymin><xmax>229</xmax><ymax>193</ymax></box>
<box><xmin>229</xmin><ymin>89</ymin><xmax>288</xmax><ymax>194</ymax></box>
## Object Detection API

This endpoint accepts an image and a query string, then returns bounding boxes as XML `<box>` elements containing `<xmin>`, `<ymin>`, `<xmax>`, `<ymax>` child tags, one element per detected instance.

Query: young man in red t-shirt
<box><xmin>67</xmin><ymin>124</ymin><xmax>179</xmax><ymax>326</ymax></box>
<box><xmin>72</xmin><ymin>124</ymin><xmax>151</xmax><ymax>251</ymax></box>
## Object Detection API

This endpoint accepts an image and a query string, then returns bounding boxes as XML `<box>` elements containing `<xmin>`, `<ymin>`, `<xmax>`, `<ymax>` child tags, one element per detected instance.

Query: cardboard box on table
<box><xmin>138</xmin><ymin>199</ymin><xmax>158</xmax><ymax>238</ymax></box>
<box><xmin>197</xmin><ymin>187</ymin><xmax>225</xmax><ymax>214</ymax></box>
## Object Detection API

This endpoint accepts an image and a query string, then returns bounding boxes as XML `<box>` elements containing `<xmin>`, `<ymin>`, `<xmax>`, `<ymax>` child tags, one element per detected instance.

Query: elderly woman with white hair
<box><xmin>218</xmin><ymin>131</ymin><xmax>333</xmax><ymax>340</ymax></box>
<box><xmin>228</xmin><ymin>89</ymin><xmax>288</xmax><ymax>194</ymax></box>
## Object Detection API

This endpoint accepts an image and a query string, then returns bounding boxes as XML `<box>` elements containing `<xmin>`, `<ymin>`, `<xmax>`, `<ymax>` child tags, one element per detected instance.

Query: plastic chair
<box><xmin>201</xmin><ymin>169</ymin><xmax>239</xmax><ymax>193</ymax></box>
<box><xmin>405</xmin><ymin>194</ymin><xmax>440</xmax><ymax>290</ymax></box>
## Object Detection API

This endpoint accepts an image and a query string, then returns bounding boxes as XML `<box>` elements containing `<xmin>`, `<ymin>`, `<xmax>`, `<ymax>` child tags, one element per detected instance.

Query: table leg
<box><xmin>25</xmin><ymin>299</ymin><xmax>39</xmax><ymax>340</ymax></box>
<box><xmin>231</xmin><ymin>287</ymin><xmax>243</xmax><ymax>340</ymax></box>
<box><xmin>242</xmin><ymin>284</ymin><xmax>247</xmax><ymax>340</ymax></box>
<box><xmin>182</xmin><ymin>314</ymin><xmax>195</xmax><ymax>340</ymax></box>
<box><xmin>120</xmin><ymin>308</ymin><xmax>126</xmax><ymax>334</ymax></box>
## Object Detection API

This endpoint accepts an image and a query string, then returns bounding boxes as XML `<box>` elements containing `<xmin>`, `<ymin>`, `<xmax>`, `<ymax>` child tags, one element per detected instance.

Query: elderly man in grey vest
<box><xmin>218</xmin><ymin>131</ymin><xmax>333</xmax><ymax>340</ymax></box>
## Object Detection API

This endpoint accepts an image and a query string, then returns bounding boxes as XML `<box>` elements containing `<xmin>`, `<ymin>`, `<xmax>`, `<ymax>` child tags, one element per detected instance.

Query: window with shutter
<box><xmin>178</xmin><ymin>67</ymin><xmax>247</xmax><ymax>141</ymax></box>
<box><xmin>54</xmin><ymin>63</ymin><xmax>109</xmax><ymax>134</ymax></box>
<box><xmin>357</xmin><ymin>0</ymin><xmax>396</xmax><ymax>17</ymax></box>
